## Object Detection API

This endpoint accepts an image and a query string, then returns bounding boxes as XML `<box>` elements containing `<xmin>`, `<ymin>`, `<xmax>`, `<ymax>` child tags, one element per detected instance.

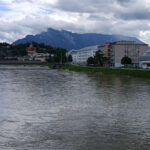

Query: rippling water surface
<box><xmin>0</xmin><ymin>66</ymin><xmax>150</xmax><ymax>150</ymax></box>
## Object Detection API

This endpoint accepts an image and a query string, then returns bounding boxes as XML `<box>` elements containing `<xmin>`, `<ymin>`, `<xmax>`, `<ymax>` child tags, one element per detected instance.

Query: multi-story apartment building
<box><xmin>103</xmin><ymin>41</ymin><xmax>148</xmax><ymax>67</ymax></box>
<box><xmin>67</xmin><ymin>45</ymin><xmax>101</xmax><ymax>64</ymax></box>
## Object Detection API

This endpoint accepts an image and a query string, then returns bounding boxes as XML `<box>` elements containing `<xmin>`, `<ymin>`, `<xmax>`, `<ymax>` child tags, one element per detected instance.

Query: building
<box><xmin>34</xmin><ymin>53</ymin><xmax>50</xmax><ymax>62</ymax></box>
<box><xmin>26</xmin><ymin>43</ymin><xmax>37</xmax><ymax>60</ymax></box>
<box><xmin>11</xmin><ymin>42</ymin><xmax>17</xmax><ymax>47</ymax></box>
<box><xmin>26</xmin><ymin>43</ymin><xmax>49</xmax><ymax>62</ymax></box>
<box><xmin>67</xmin><ymin>41</ymin><xmax>148</xmax><ymax>67</ymax></box>
<box><xmin>139</xmin><ymin>51</ymin><xmax>150</xmax><ymax>69</ymax></box>
<box><xmin>103</xmin><ymin>41</ymin><xmax>148</xmax><ymax>67</ymax></box>
<box><xmin>67</xmin><ymin>45</ymin><xmax>102</xmax><ymax>64</ymax></box>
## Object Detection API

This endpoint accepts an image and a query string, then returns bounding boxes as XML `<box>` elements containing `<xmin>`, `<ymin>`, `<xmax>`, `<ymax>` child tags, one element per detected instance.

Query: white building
<box><xmin>34</xmin><ymin>53</ymin><xmax>50</xmax><ymax>62</ymax></box>
<box><xmin>67</xmin><ymin>45</ymin><xmax>101</xmax><ymax>64</ymax></box>
<box><xmin>139</xmin><ymin>51</ymin><xmax>150</xmax><ymax>69</ymax></box>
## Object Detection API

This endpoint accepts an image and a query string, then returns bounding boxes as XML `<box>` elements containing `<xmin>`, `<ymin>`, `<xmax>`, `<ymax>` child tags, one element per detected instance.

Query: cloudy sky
<box><xmin>0</xmin><ymin>0</ymin><xmax>150</xmax><ymax>44</ymax></box>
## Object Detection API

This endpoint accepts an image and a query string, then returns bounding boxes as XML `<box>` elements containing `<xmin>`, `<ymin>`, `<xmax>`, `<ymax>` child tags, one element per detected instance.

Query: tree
<box><xmin>94</xmin><ymin>50</ymin><xmax>105</xmax><ymax>66</ymax></box>
<box><xmin>46</xmin><ymin>55</ymin><xmax>52</xmax><ymax>63</ymax></box>
<box><xmin>121</xmin><ymin>56</ymin><xmax>132</xmax><ymax>66</ymax></box>
<box><xmin>67</xmin><ymin>55</ymin><xmax>73</xmax><ymax>62</ymax></box>
<box><xmin>87</xmin><ymin>57</ymin><xmax>95</xmax><ymax>65</ymax></box>
<box><xmin>53</xmin><ymin>48</ymin><xmax>67</xmax><ymax>63</ymax></box>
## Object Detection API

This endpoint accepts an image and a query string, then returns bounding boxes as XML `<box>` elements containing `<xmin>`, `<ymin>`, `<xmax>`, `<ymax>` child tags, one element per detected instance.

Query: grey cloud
<box><xmin>118</xmin><ymin>11</ymin><xmax>150</xmax><ymax>20</ymax></box>
<box><xmin>88</xmin><ymin>14</ymin><xmax>107</xmax><ymax>20</ymax></box>
<box><xmin>0</xmin><ymin>0</ymin><xmax>150</xmax><ymax>44</ymax></box>
<box><xmin>11</xmin><ymin>0</ymin><xmax>150</xmax><ymax>21</ymax></box>
<box><xmin>117</xmin><ymin>0</ymin><xmax>133</xmax><ymax>5</ymax></box>
<box><xmin>0</xmin><ymin>16</ymin><xmax>85</xmax><ymax>43</ymax></box>
<box><xmin>115</xmin><ymin>6</ymin><xmax>150</xmax><ymax>20</ymax></box>
<box><xmin>0</xmin><ymin>14</ymin><xmax>148</xmax><ymax>43</ymax></box>
<box><xmin>10</xmin><ymin>0</ymin><xmax>150</xmax><ymax>21</ymax></box>
<box><xmin>54</xmin><ymin>0</ymin><xmax>150</xmax><ymax>21</ymax></box>
<box><xmin>54</xmin><ymin>0</ymin><xmax>113</xmax><ymax>13</ymax></box>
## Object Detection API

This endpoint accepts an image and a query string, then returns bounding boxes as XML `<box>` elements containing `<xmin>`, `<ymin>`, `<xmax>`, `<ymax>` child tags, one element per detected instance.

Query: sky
<box><xmin>0</xmin><ymin>0</ymin><xmax>150</xmax><ymax>44</ymax></box>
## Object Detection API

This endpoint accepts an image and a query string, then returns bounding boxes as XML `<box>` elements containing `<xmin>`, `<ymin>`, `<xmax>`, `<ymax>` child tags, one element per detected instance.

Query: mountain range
<box><xmin>15</xmin><ymin>28</ymin><xmax>144</xmax><ymax>50</ymax></box>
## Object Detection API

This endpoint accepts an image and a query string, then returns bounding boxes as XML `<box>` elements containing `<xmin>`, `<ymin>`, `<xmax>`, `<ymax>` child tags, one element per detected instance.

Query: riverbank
<box><xmin>62</xmin><ymin>65</ymin><xmax>150</xmax><ymax>78</ymax></box>
<box><xmin>0</xmin><ymin>60</ymin><xmax>48</xmax><ymax>65</ymax></box>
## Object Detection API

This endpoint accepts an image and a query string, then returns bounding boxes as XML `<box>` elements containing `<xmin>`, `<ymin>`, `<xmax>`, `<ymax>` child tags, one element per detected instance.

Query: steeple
<box><xmin>29</xmin><ymin>42</ymin><xmax>33</xmax><ymax>48</ymax></box>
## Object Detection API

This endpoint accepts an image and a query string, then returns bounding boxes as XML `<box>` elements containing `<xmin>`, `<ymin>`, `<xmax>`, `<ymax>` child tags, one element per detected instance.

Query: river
<box><xmin>0</xmin><ymin>66</ymin><xmax>150</xmax><ymax>150</ymax></box>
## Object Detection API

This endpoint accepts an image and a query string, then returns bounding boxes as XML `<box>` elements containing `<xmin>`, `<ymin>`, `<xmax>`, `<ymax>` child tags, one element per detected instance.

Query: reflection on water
<box><xmin>0</xmin><ymin>66</ymin><xmax>150</xmax><ymax>150</ymax></box>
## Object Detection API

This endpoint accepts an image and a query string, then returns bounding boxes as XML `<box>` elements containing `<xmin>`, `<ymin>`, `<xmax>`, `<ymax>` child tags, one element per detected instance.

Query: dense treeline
<box><xmin>0</xmin><ymin>42</ymin><xmax>72</xmax><ymax>63</ymax></box>
<box><xmin>0</xmin><ymin>42</ymin><xmax>55</xmax><ymax>59</ymax></box>
<box><xmin>0</xmin><ymin>42</ymin><xmax>27</xmax><ymax>59</ymax></box>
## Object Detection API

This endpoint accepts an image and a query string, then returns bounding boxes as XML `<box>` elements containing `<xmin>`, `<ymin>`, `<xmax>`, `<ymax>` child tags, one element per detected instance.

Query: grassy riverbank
<box><xmin>62</xmin><ymin>65</ymin><xmax>150</xmax><ymax>78</ymax></box>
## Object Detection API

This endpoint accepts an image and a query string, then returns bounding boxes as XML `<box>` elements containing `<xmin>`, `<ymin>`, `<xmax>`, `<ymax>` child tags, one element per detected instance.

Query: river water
<box><xmin>0</xmin><ymin>66</ymin><xmax>150</xmax><ymax>150</ymax></box>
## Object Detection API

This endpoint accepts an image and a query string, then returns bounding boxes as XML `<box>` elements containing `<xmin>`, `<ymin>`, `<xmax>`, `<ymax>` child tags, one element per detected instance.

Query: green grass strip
<box><xmin>62</xmin><ymin>65</ymin><xmax>150</xmax><ymax>78</ymax></box>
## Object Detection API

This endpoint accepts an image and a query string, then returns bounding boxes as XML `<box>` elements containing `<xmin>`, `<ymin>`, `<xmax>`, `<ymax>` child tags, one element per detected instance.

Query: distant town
<box><xmin>0</xmin><ymin>42</ymin><xmax>72</xmax><ymax>65</ymax></box>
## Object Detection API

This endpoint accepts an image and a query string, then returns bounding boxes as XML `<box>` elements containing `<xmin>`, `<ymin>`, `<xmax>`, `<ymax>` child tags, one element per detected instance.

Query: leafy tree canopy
<box><xmin>94</xmin><ymin>50</ymin><xmax>105</xmax><ymax>66</ymax></box>
<box><xmin>121</xmin><ymin>56</ymin><xmax>132</xmax><ymax>65</ymax></box>
<box><xmin>87</xmin><ymin>50</ymin><xmax>105</xmax><ymax>66</ymax></box>
<box><xmin>67</xmin><ymin>55</ymin><xmax>73</xmax><ymax>62</ymax></box>
<box><xmin>87</xmin><ymin>57</ymin><xmax>95</xmax><ymax>65</ymax></box>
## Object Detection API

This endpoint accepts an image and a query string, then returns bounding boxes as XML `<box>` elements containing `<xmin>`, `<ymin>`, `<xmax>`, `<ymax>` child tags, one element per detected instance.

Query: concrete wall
<box><xmin>113</xmin><ymin>44</ymin><xmax>148</xmax><ymax>67</ymax></box>
<box><xmin>114</xmin><ymin>45</ymin><xmax>125</xmax><ymax>65</ymax></box>
<box><xmin>139</xmin><ymin>45</ymin><xmax>148</xmax><ymax>59</ymax></box>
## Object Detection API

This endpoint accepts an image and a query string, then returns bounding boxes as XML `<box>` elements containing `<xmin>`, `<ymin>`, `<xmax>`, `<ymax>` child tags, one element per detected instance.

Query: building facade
<box><xmin>67</xmin><ymin>45</ymin><xmax>101</xmax><ymax>64</ymax></box>
<box><xmin>67</xmin><ymin>41</ymin><xmax>148</xmax><ymax>67</ymax></box>
<box><xmin>103</xmin><ymin>41</ymin><xmax>148</xmax><ymax>67</ymax></box>
<box><xmin>139</xmin><ymin>51</ymin><xmax>150</xmax><ymax>69</ymax></box>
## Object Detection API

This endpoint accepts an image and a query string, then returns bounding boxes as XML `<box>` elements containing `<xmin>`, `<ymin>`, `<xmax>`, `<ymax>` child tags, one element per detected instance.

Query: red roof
<box><xmin>26</xmin><ymin>47</ymin><xmax>35</xmax><ymax>51</ymax></box>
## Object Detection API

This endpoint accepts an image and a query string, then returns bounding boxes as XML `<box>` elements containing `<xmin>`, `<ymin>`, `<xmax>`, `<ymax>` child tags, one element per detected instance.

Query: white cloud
<box><xmin>0</xmin><ymin>0</ymin><xmax>150</xmax><ymax>45</ymax></box>
<box><xmin>139</xmin><ymin>31</ymin><xmax>150</xmax><ymax>44</ymax></box>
